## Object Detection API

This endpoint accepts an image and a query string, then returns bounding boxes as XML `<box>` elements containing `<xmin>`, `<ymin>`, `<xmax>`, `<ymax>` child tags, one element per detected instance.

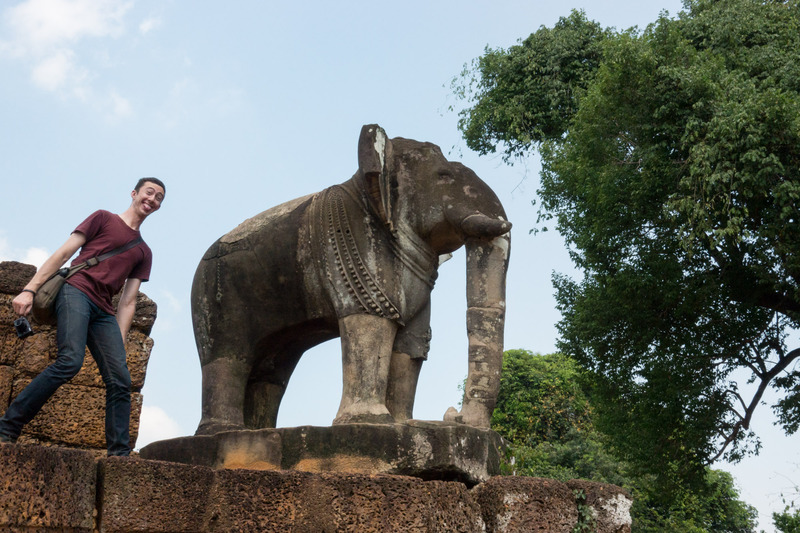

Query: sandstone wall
<box><xmin>0</xmin><ymin>444</ymin><xmax>632</xmax><ymax>532</ymax></box>
<box><xmin>0</xmin><ymin>261</ymin><xmax>156</xmax><ymax>453</ymax></box>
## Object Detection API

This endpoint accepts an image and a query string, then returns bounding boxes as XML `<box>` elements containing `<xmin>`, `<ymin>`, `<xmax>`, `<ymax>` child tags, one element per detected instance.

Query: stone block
<box><xmin>0</xmin><ymin>326</ymin><xmax>27</xmax><ymax>367</ymax></box>
<box><xmin>12</xmin><ymin>378</ymin><xmax>143</xmax><ymax>449</ymax></box>
<box><xmin>204</xmin><ymin>471</ymin><xmax>482</xmax><ymax>533</ymax></box>
<box><xmin>98</xmin><ymin>458</ymin><xmax>484</xmax><ymax>532</ymax></box>
<box><xmin>140</xmin><ymin>421</ymin><xmax>505</xmax><ymax>486</ymax></box>
<box><xmin>0</xmin><ymin>365</ymin><xmax>13</xmax><ymax>413</ymax></box>
<box><xmin>567</xmin><ymin>479</ymin><xmax>633</xmax><ymax>533</ymax></box>
<box><xmin>280</xmin><ymin>421</ymin><xmax>504</xmax><ymax>485</ymax></box>
<box><xmin>0</xmin><ymin>444</ymin><xmax>96</xmax><ymax>531</ymax></box>
<box><xmin>98</xmin><ymin>457</ymin><xmax>216</xmax><ymax>532</ymax></box>
<box><xmin>5</xmin><ymin>328</ymin><xmax>56</xmax><ymax>374</ymax></box>
<box><xmin>0</xmin><ymin>294</ymin><xmax>20</xmax><ymax>339</ymax></box>
<box><xmin>0</xmin><ymin>261</ymin><xmax>36</xmax><ymax>294</ymax></box>
<box><xmin>472</xmin><ymin>476</ymin><xmax>578</xmax><ymax>533</ymax></box>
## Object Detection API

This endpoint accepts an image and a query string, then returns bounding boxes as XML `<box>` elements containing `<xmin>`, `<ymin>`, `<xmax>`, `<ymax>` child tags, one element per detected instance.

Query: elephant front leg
<box><xmin>445</xmin><ymin>235</ymin><xmax>509</xmax><ymax>429</ymax></box>
<box><xmin>333</xmin><ymin>314</ymin><xmax>396</xmax><ymax>425</ymax></box>
<box><xmin>196</xmin><ymin>357</ymin><xmax>251</xmax><ymax>435</ymax></box>
<box><xmin>444</xmin><ymin>307</ymin><xmax>504</xmax><ymax>428</ymax></box>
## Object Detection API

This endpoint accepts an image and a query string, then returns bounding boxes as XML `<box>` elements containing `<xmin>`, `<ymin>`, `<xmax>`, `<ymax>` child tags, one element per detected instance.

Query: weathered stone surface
<box><xmin>98</xmin><ymin>457</ymin><xmax>216</xmax><ymax>532</ymax></box>
<box><xmin>140</xmin><ymin>421</ymin><xmax>505</xmax><ymax>486</ymax></box>
<box><xmin>0</xmin><ymin>261</ymin><xmax>36</xmax><ymax>294</ymax></box>
<box><xmin>13</xmin><ymin>378</ymin><xmax>143</xmax><ymax>448</ymax></box>
<box><xmin>0</xmin><ymin>365</ymin><xmax>13</xmax><ymax>413</ymax></box>
<box><xmin>0</xmin><ymin>444</ymin><xmax>97</xmax><ymax>531</ymax></box>
<box><xmin>472</xmin><ymin>476</ymin><xmax>579</xmax><ymax>533</ymax></box>
<box><xmin>568</xmin><ymin>479</ymin><xmax>633</xmax><ymax>533</ymax></box>
<box><xmin>99</xmin><ymin>457</ymin><xmax>483</xmax><ymax>532</ymax></box>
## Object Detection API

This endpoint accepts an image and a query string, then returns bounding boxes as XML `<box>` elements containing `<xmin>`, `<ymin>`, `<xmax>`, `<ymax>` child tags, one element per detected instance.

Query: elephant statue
<box><xmin>192</xmin><ymin>124</ymin><xmax>511</xmax><ymax>436</ymax></box>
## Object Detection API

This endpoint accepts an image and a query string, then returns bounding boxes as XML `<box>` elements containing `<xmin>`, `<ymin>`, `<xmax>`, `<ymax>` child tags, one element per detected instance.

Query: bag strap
<box><xmin>83</xmin><ymin>236</ymin><xmax>144</xmax><ymax>268</ymax></box>
<box><xmin>54</xmin><ymin>236</ymin><xmax>144</xmax><ymax>280</ymax></box>
<box><xmin>85</xmin><ymin>236</ymin><xmax>143</xmax><ymax>267</ymax></box>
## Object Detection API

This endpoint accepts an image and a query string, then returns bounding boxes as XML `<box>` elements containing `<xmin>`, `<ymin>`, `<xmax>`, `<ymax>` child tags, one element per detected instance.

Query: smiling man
<box><xmin>0</xmin><ymin>177</ymin><xmax>165</xmax><ymax>456</ymax></box>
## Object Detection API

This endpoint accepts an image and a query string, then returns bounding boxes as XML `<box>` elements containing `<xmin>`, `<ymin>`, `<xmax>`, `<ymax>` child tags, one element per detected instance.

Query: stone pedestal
<box><xmin>140</xmin><ymin>420</ymin><xmax>504</xmax><ymax>486</ymax></box>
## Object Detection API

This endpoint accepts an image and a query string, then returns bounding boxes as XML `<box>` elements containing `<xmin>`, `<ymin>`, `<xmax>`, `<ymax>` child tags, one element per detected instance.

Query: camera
<box><xmin>14</xmin><ymin>317</ymin><xmax>33</xmax><ymax>339</ymax></box>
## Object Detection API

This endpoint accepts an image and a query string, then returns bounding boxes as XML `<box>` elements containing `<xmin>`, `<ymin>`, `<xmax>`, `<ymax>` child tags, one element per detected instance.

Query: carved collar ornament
<box><xmin>311</xmin><ymin>183</ymin><xmax>438</xmax><ymax>325</ymax></box>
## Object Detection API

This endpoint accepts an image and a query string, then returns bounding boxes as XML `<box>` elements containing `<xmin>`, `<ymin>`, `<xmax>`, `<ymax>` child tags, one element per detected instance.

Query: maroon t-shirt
<box><xmin>66</xmin><ymin>210</ymin><xmax>152</xmax><ymax>315</ymax></box>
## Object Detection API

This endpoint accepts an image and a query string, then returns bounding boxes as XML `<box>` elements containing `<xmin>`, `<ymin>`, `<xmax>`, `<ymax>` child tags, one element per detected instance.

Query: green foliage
<box><xmin>774</xmin><ymin>483</ymin><xmax>800</xmax><ymax>533</ymax></box>
<box><xmin>492</xmin><ymin>349</ymin><xmax>593</xmax><ymax>446</ymax></box>
<box><xmin>572</xmin><ymin>489</ymin><xmax>596</xmax><ymax>532</ymax></box>
<box><xmin>492</xmin><ymin>349</ymin><xmax>758</xmax><ymax>532</ymax></box>
<box><xmin>452</xmin><ymin>10</ymin><xmax>608</xmax><ymax>160</ymax></box>
<box><xmin>456</xmin><ymin>0</ymin><xmax>800</xmax><ymax>488</ymax></box>
<box><xmin>774</xmin><ymin>508</ymin><xmax>800</xmax><ymax>533</ymax></box>
<box><xmin>631</xmin><ymin>470</ymin><xmax>758</xmax><ymax>533</ymax></box>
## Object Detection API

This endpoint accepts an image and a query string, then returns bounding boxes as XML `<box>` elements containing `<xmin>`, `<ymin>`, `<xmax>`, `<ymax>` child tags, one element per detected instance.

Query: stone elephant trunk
<box><xmin>445</xmin><ymin>218</ymin><xmax>511</xmax><ymax>428</ymax></box>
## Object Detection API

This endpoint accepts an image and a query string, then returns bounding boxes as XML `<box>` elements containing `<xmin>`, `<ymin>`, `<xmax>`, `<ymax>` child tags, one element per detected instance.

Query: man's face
<box><xmin>132</xmin><ymin>181</ymin><xmax>165</xmax><ymax>217</ymax></box>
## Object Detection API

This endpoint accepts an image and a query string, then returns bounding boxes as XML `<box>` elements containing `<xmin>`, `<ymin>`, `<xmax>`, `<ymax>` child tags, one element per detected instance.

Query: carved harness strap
<box><xmin>315</xmin><ymin>185</ymin><xmax>402</xmax><ymax>322</ymax></box>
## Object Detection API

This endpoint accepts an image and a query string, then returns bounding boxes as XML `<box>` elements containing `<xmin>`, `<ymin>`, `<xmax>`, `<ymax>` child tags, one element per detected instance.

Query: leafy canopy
<box><xmin>455</xmin><ymin>0</ymin><xmax>800</xmax><ymax>483</ymax></box>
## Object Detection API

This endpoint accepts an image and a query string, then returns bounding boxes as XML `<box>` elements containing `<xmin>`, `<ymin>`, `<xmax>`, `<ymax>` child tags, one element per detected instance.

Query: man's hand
<box><xmin>12</xmin><ymin>291</ymin><xmax>34</xmax><ymax>316</ymax></box>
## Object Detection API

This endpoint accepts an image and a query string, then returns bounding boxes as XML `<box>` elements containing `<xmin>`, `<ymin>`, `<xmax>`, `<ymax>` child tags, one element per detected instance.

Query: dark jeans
<box><xmin>0</xmin><ymin>284</ymin><xmax>132</xmax><ymax>455</ymax></box>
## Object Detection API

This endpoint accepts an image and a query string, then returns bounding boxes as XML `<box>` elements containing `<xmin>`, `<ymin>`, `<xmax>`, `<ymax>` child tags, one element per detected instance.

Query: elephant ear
<box><xmin>358</xmin><ymin>124</ymin><xmax>394</xmax><ymax>232</ymax></box>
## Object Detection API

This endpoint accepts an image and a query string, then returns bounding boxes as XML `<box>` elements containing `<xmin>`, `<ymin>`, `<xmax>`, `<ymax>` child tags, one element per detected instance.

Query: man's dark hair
<box><xmin>135</xmin><ymin>177</ymin><xmax>166</xmax><ymax>195</ymax></box>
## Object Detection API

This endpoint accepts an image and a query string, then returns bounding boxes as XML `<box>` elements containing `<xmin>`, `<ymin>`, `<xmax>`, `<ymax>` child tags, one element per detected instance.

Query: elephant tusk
<box><xmin>460</xmin><ymin>213</ymin><xmax>512</xmax><ymax>238</ymax></box>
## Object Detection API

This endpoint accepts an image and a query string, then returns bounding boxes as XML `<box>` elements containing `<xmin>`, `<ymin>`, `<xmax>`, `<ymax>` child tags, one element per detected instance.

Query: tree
<box><xmin>774</xmin><ymin>508</ymin><xmax>800</xmax><ymax>533</ymax></box>
<box><xmin>493</xmin><ymin>349</ymin><xmax>758</xmax><ymax>532</ymax></box>
<box><xmin>454</xmin><ymin>0</ymin><xmax>800</xmax><ymax>485</ymax></box>
<box><xmin>453</xmin><ymin>10</ymin><xmax>609</xmax><ymax>160</ymax></box>
<box><xmin>774</xmin><ymin>479</ymin><xmax>800</xmax><ymax>533</ymax></box>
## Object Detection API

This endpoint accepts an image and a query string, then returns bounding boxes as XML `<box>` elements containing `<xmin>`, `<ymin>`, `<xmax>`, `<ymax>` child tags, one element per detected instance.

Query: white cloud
<box><xmin>2</xmin><ymin>0</ymin><xmax>134</xmax><ymax>116</ymax></box>
<box><xmin>161</xmin><ymin>290</ymin><xmax>182</xmax><ymax>313</ymax></box>
<box><xmin>139</xmin><ymin>15</ymin><xmax>161</xmax><ymax>35</ymax></box>
<box><xmin>135</xmin><ymin>405</ymin><xmax>184</xmax><ymax>449</ymax></box>
<box><xmin>5</xmin><ymin>0</ymin><xmax>131</xmax><ymax>52</ymax></box>
<box><xmin>22</xmin><ymin>247</ymin><xmax>49</xmax><ymax>268</ymax></box>
<box><xmin>30</xmin><ymin>47</ymin><xmax>77</xmax><ymax>91</ymax></box>
<box><xmin>109</xmin><ymin>89</ymin><xmax>132</xmax><ymax>117</ymax></box>
<box><xmin>0</xmin><ymin>234</ymin><xmax>50</xmax><ymax>268</ymax></box>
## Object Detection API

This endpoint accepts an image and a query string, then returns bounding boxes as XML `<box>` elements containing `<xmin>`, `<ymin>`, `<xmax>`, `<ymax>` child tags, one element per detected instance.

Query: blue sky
<box><xmin>0</xmin><ymin>1</ymin><xmax>796</xmax><ymax>529</ymax></box>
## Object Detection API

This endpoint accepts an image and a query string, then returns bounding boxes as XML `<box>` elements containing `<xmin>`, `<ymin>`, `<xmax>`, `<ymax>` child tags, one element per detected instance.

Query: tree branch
<box><xmin>710</xmin><ymin>347</ymin><xmax>800</xmax><ymax>463</ymax></box>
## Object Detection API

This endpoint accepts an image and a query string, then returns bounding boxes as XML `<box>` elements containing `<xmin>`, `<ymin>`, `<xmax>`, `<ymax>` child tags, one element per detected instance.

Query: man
<box><xmin>0</xmin><ymin>178</ymin><xmax>165</xmax><ymax>456</ymax></box>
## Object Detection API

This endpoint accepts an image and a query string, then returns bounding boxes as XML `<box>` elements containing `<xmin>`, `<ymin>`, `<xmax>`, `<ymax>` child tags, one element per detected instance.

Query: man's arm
<box><xmin>12</xmin><ymin>232</ymin><xmax>87</xmax><ymax>316</ymax></box>
<box><xmin>116</xmin><ymin>278</ymin><xmax>141</xmax><ymax>342</ymax></box>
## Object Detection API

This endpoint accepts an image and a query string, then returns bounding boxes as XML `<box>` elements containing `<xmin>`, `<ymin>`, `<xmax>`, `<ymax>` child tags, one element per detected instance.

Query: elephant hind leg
<box><xmin>244</xmin><ymin>348</ymin><xmax>305</xmax><ymax>429</ymax></box>
<box><xmin>196</xmin><ymin>358</ymin><xmax>251</xmax><ymax>435</ymax></box>
<box><xmin>243</xmin><ymin>381</ymin><xmax>284</xmax><ymax>429</ymax></box>
<box><xmin>385</xmin><ymin>352</ymin><xmax>422</xmax><ymax>422</ymax></box>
